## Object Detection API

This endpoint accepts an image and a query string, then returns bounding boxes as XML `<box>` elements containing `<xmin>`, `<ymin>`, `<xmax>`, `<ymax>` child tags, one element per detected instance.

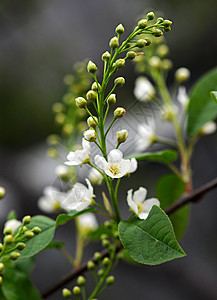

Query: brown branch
<box><xmin>42</xmin><ymin>176</ymin><xmax>217</xmax><ymax>299</ymax></box>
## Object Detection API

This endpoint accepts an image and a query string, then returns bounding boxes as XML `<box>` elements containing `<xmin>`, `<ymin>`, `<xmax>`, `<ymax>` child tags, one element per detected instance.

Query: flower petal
<box><xmin>142</xmin><ymin>198</ymin><xmax>160</xmax><ymax>213</ymax></box>
<box><xmin>138</xmin><ymin>212</ymin><xmax>149</xmax><ymax>220</ymax></box>
<box><xmin>94</xmin><ymin>155</ymin><xmax>107</xmax><ymax>170</ymax></box>
<box><xmin>129</xmin><ymin>158</ymin><xmax>138</xmax><ymax>173</ymax></box>
<box><xmin>133</xmin><ymin>187</ymin><xmax>147</xmax><ymax>204</ymax></box>
<box><xmin>82</xmin><ymin>138</ymin><xmax>91</xmax><ymax>151</ymax></box>
<box><xmin>127</xmin><ymin>189</ymin><xmax>138</xmax><ymax>215</ymax></box>
<box><xmin>108</xmin><ymin>149</ymin><xmax>123</xmax><ymax>163</ymax></box>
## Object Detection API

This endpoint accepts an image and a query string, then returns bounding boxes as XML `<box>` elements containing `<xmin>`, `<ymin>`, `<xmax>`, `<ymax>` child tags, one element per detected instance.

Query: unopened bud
<box><xmin>149</xmin><ymin>56</ymin><xmax>161</xmax><ymax>69</ymax></box>
<box><xmin>87</xmin><ymin>116</ymin><xmax>98</xmax><ymax>128</ymax></box>
<box><xmin>157</xmin><ymin>17</ymin><xmax>164</xmax><ymax>23</ymax></box>
<box><xmin>86</xmin><ymin>90</ymin><xmax>97</xmax><ymax>102</ymax></box>
<box><xmin>4</xmin><ymin>227</ymin><xmax>12</xmax><ymax>235</ymax></box>
<box><xmin>4</xmin><ymin>235</ymin><xmax>15</xmax><ymax>244</ymax></box>
<box><xmin>138</xmin><ymin>19</ymin><xmax>147</xmax><ymax>29</ymax></box>
<box><xmin>10</xmin><ymin>251</ymin><xmax>20</xmax><ymax>261</ymax></box>
<box><xmin>47</xmin><ymin>148</ymin><xmax>58</xmax><ymax>158</ymax></box>
<box><xmin>117</xmin><ymin>129</ymin><xmax>128</xmax><ymax>143</ymax></box>
<box><xmin>46</xmin><ymin>134</ymin><xmax>60</xmax><ymax>146</ymax></box>
<box><xmin>0</xmin><ymin>263</ymin><xmax>4</xmax><ymax>273</ymax></box>
<box><xmin>147</xmin><ymin>11</ymin><xmax>155</xmax><ymax>20</ymax></box>
<box><xmin>107</xmin><ymin>94</ymin><xmax>116</xmax><ymax>106</ymax></box>
<box><xmin>23</xmin><ymin>215</ymin><xmax>31</xmax><ymax>225</ymax></box>
<box><xmin>0</xmin><ymin>276</ymin><xmax>3</xmax><ymax>286</ymax></box>
<box><xmin>145</xmin><ymin>38</ymin><xmax>151</xmax><ymax>46</ymax></box>
<box><xmin>87</xmin><ymin>261</ymin><xmax>95</xmax><ymax>270</ymax></box>
<box><xmin>102</xmin><ymin>239</ymin><xmax>110</xmax><ymax>248</ymax></box>
<box><xmin>115</xmin><ymin>24</ymin><xmax>124</xmax><ymax>35</ymax></box>
<box><xmin>102</xmin><ymin>257</ymin><xmax>110</xmax><ymax>268</ymax></box>
<box><xmin>106</xmin><ymin>275</ymin><xmax>115</xmax><ymax>285</ymax></box>
<box><xmin>126</xmin><ymin>51</ymin><xmax>136</xmax><ymax>60</ymax></box>
<box><xmin>94</xmin><ymin>252</ymin><xmax>102</xmax><ymax>261</ymax></box>
<box><xmin>162</xmin><ymin>59</ymin><xmax>173</xmax><ymax>71</ymax></box>
<box><xmin>175</xmin><ymin>68</ymin><xmax>191</xmax><ymax>82</ymax></box>
<box><xmin>114</xmin><ymin>59</ymin><xmax>125</xmax><ymax>69</ymax></box>
<box><xmin>52</xmin><ymin>102</ymin><xmax>63</xmax><ymax>113</ymax></box>
<box><xmin>153</xmin><ymin>29</ymin><xmax>163</xmax><ymax>37</ymax></box>
<box><xmin>16</xmin><ymin>242</ymin><xmax>26</xmax><ymax>250</ymax></box>
<box><xmin>62</xmin><ymin>288</ymin><xmax>72</xmax><ymax>298</ymax></box>
<box><xmin>164</xmin><ymin>19</ymin><xmax>172</xmax><ymax>27</ymax></box>
<box><xmin>73</xmin><ymin>286</ymin><xmax>81</xmax><ymax>296</ymax></box>
<box><xmin>24</xmin><ymin>231</ymin><xmax>34</xmax><ymax>239</ymax></box>
<box><xmin>114</xmin><ymin>107</ymin><xmax>126</xmax><ymax>119</ymax></box>
<box><xmin>77</xmin><ymin>276</ymin><xmax>86</xmax><ymax>286</ymax></box>
<box><xmin>109</xmin><ymin>37</ymin><xmax>119</xmax><ymax>48</ymax></box>
<box><xmin>156</xmin><ymin>45</ymin><xmax>169</xmax><ymax>58</ymax></box>
<box><xmin>87</xmin><ymin>60</ymin><xmax>97</xmax><ymax>74</ymax></box>
<box><xmin>136</xmin><ymin>39</ymin><xmax>147</xmax><ymax>48</ymax></box>
<box><xmin>22</xmin><ymin>226</ymin><xmax>28</xmax><ymax>232</ymax></box>
<box><xmin>114</xmin><ymin>77</ymin><xmax>125</xmax><ymax>87</ymax></box>
<box><xmin>62</xmin><ymin>124</ymin><xmax>74</xmax><ymax>136</ymax></box>
<box><xmin>97</xmin><ymin>269</ymin><xmax>104</xmax><ymax>277</ymax></box>
<box><xmin>83</xmin><ymin>129</ymin><xmax>96</xmax><ymax>142</ymax></box>
<box><xmin>0</xmin><ymin>187</ymin><xmax>5</xmax><ymax>199</ymax></box>
<box><xmin>102</xmin><ymin>51</ymin><xmax>111</xmax><ymax>61</ymax></box>
<box><xmin>0</xmin><ymin>244</ymin><xmax>3</xmax><ymax>252</ymax></box>
<box><xmin>164</xmin><ymin>26</ymin><xmax>171</xmax><ymax>32</ymax></box>
<box><xmin>91</xmin><ymin>82</ymin><xmax>101</xmax><ymax>92</ymax></box>
<box><xmin>32</xmin><ymin>227</ymin><xmax>41</xmax><ymax>234</ymax></box>
<box><xmin>75</xmin><ymin>97</ymin><xmax>87</xmax><ymax>108</ymax></box>
<box><xmin>55</xmin><ymin>113</ymin><xmax>65</xmax><ymax>125</ymax></box>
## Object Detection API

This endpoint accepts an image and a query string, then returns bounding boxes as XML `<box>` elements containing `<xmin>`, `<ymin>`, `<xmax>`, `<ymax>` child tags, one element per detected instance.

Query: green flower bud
<box><xmin>100</xmin><ymin>234</ymin><xmax>109</xmax><ymax>240</ymax></box>
<box><xmin>146</xmin><ymin>11</ymin><xmax>155</xmax><ymax>20</ymax></box>
<box><xmin>114</xmin><ymin>59</ymin><xmax>125</xmax><ymax>69</ymax></box>
<box><xmin>162</xmin><ymin>59</ymin><xmax>173</xmax><ymax>71</ymax></box>
<box><xmin>16</xmin><ymin>242</ymin><xmax>26</xmax><ymax>250</ymax></box>
<box><xmin>115</xmin><ymin>24</ymin><xmax>124</xmax><ymax>35</ymax></box>
<box><xmin>83</xmin><ymin>129</ymin><xmax>96</xmax><ymax>142</ymax></box>
<box><xmin>97</xmin><ymin>269</ymin><xmax>104</xmax><ymax>278</ymax></box>
<box><xmin>47</xmin><ymin>148</ymin><xmax>58</xmax><ymax>158</ymax></box>
<box><xmin>175</xmin><ymin>67</ymin><xmax>191</xmax><ymax>82</ymax></box>
<box><xmin>102</xmin><ymin>257</ymin><xmax>110</xmax><ymax>268</ymax></box>
<box><xmin>24</xmin><ymin>231</ymin><xmax>34</xmax><ymax>239</ymax></box>
<box><xmin>52</xmin><ymin>102</ymin><xmax>63</xmax><ymax>113</ymax></box>
<box><xmin>0</xmin><ymin>263</ymin><xmax>4</xmax><ymax>273</ymax></box>
<box><xmin>104</xmin><ymin>220</ymin><xmax>112</xmax><ymax>229</ymax></box>
<box><xmin>102</xmin><ymin>51</ymin><xmax>111</xmax><ymax>61</ymax></box>
<box><xmin>87</xmin><ymin>116</ymin><xmax>98</xmax><ymax>128</ymax></box>
<box><xmin>136</xmin><ymin>39</ymin><xmax>147</xmax><ymax>48</ymax></box>
<box><xmin>0</xmin><ymin>276</ymin><xmax>3</xmax><ymax>286</ymax></box>
<box><xmin>114</xmin><ymin>77</ymin><xmax>125</xmax><ymax>87</ymax></box>
<box><xmin>117</xmin><ymin>129</ymin><xmax>128</xmax><ymax>143</ymax></box>
<box><xmin>106</xmin><ymin>275</ymin><xmax>115</xmax><ymax>285</ymax></box>
<box><xmin>0</xmin><ymin>187</ymin><xmax>6</xmax><ymax>199</ymax></box>
<box><xmin>87</xmin><ymin>60</ymin><xmax>97</xmax><ymax>74</ymax></box>
<box><xmin>22</xmin><ymin>215</ymin><xmax>31</xmax><ymax>225</ymax></box>
<box><xmin>22</xmin><ymin>226</ymin><xmax>28</xmax><ymax>232</ymax></box>
<box><xmin>62</xmin><ymin>124</ymin><xmax>74</xmax><ymax>136</ymax></box>
<box><xmin>77</xmin><ymin>276</ymin><xmax>86</xmax><ymax>286</ymax></box>
<box><xmin>94</xmin><ymin>252</ymin><xmax>102</xmax><ymax>261</ymax></box>
<box><xmin>107</xmin><ymin>94</ymin><xmax>116</xmax><ymax>106</ymax></box>
<box><xmin>87</xmin><ymin>260</ymin><xmax>95</xmax><ymax>270</ymax></box>
<box><xmin>55</xmin><ymin>113</ymin><xmax>65</xmax><ymax>125</ymax></box>
<box><xmin>102</xmin><ymin>239</ymin><xmax>110</xmax><ymax>248</ymax></box>
<box><xmin>73</xmin><ymin>286</ymin><xmax>81</xmax><ymax>296</ymax></box>
<box><xmin>138</xmin><ymin>19</ymin><xmax>147</xmax><ymax>29</ymax></box>
<box><xmin>63</xmin><ymin>74</ymin><xmax>74</xmax><ymax>85</ymax></box>
<box><xmin>4</xmin><ymin>235</ymin><xmax>15</xmax><ymax>244</ymax></box>
<box><xmin>114</xmin><ymin>107</ymin><xmax>126</xmax><ymax>119</ymax></box>
<box><xmin>164</xmin><ymin>19</ymin><xmax>172</xmax><ymax>27</ymax></box>
<box><xmin>86</xmin><ymin>90</ymin><xmax>97</xmax><ymax>102</ymax></box>
<box><xmin>91</xmin><ymin>82</ymin><xmax>101</xmax><ymax>92</ymax></box>
<box><xmin>0</xmin><ymin>244</ymin><xmax>3</xmax><ymax>252</ymax></box>
<box><xmin>4</xmin><ymin>227</ymin><xmax>12</xmax><ymax>235</ymax></box>
<box><xmin>126</xmin><ymin>51</ymin><xmax>136</xmax><ymax>60</ymax></box>
<box><xmin>149</xmin><ymin>56</ymin><xmax>161</xmax><ymax>69</ymax></box>
<box><xmin>46</xmin><ymin>134</ymin><xmax>60</xmax><ymax>146</ymax></box>
<box><xmin>10</xmin><ymin>251</ymin><xmax>20</xmax><ymax>261</ymax></box>
<box><xmin>157</xmin><ymin>17</ymin><xmax>164</xmax><ymax>23</ymax></box>
<box><xmin>32</xmin><ymin>227</ymin><xmax>41</xmax><ymax>234</ymax></box>
<box><xmin>145</xmin><ymin>38</ymin><xmax>151</xmax><ymax>46</ymax></box>
<box><xmin>62</xmin><ymin>288</ymin><xmax>72</xmax><ymax>298</ymax></box>
<box><xmin>109</xmin><ymin>37</ymin><xmax>119</xmax><ymax>49</ymax></box>
<box><xmin>164</xmin><ymin>26</ymin><xmax>171</xmax><ymax>32</ymax></box>
<box><xmin>156</xmin><ymin>44</ymin><xmax>169</xmax><ymax>58</ymax></box>
<box><xmin>75</xmin><ymin>97</ymin><xmax>87</xmax><ymax>108</ymax></box>
<box><xmin>153</xmin><ymin>29</ymin><xmax>163</xmax><ymax>37</ymax></box>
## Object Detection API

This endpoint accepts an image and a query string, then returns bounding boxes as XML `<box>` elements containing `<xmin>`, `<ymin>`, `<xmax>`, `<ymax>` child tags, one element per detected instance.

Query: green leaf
<box><xmin>210</xmin><ymin>91</ymin><xmax>217</xmax><ymax>103</ymax></box>
<box><xmin>127</xmin><ymin>150</ymin><xmax>178</xmax><ymax>165</ymax></box>
<box><xmin>118</xmin><ymin>206</ymin><xmax>186</xmax><ymax>265</ymax></box>
<box><xmin>56</xmin><ymin>208</ymin><xmax>95</xmax><ymax>227</ymax></box>
<box><xmin>1</xmin><ymin>261</ymin><xmax>41</xmax><ymax>300</ymax></box>
<box><xmin>45</xmin><ymin>241</ymin><xmax>65</xmax><ymax>250</ymax></box>
<box><xmin>187</xmin><ymin>68</ymin><xmax>217</xmax><ymax>136</ymax></box>
<box><xmin>19</xmin><ymin>216</ymin><xmax>56</xmax><ymax>260</ymax></box>
<box><xmin>156</xmin><ymin>174</ymin><xmax>189</xmax><ymax>240</ymax></box>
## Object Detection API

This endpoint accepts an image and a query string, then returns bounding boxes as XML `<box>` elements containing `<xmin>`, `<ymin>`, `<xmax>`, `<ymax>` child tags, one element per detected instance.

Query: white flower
<box><xmin>77</xmin><ymin>213</ymin><xmax>98</xmax><ymax>235</ymax></box>
<box><xmin>55</xmin><ymin>164</ymin><xmax>69</xmax><ymax>178</ymax></box>
<box><xmin>127</xmin><ymin>187</ymin><xmax>160</xmax><ymax>219</ymax></box>
<box><xmin>88</xmin><ymin>168</ymin><xmax>103</xmax><ymax>185</ymax></box>
<box><xmin>38</xmin><ymin>186</ymin><xmax>66</xmax><ymax>213</ymax></box>
<box><xmin>128</xmin><ymin>158</ymin><xmax>138</xmax><ymax>173</ymax></box>
<box><xmin>177</xmin><ymin>86</ymin><xmax>189</xmax><ymax>109</ymax></box>
<box><xmin>200</xmin><ymin>121</ymin><xmax>217</xmax><ymax>135</ymax></box>
<box><xmin>62</xmin><ymin>179</ymin><xmax>94</xmax><ymax>212</ymax></box>
<box><xmin>94</xmin><ymin>149</ymin><xmax>131</xmax><ymax>178</ymax></box>
<box><xmin>175</xmin><ymin>67</ymin><xmax>190</xmax><ymax>82</ymax></box>
<box><xmin>65</xmin><ymin>138</ymin><xmax>91</xmax><ymax>166</ymax></box>
<box><xmin>136</xmin><ymin>123</ymin><xmax>156</xmax><ymax>151</ymax></box>
<box><xmin>83</xmin><ymin>129</ymin><xmax>96</xmax><ymax>142</ymax></box>
<box><xmin>134</xmin><ymin>76</ymin><xmax>155</xmax><ymax>102</ymax></box>
<box><xmin>4</xmin><ymin>219</ymin><xmax>22</xmax><ymax>233</ymax></box>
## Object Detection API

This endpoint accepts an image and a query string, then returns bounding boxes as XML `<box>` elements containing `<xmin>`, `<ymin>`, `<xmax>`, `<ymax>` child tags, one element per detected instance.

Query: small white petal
<box><xmin>4</xmin><ymin>219</ymin><xmax>22</xmax><ymax>233</ymax></box>
<box><xmin>177</xmin><ymin>86</ymin><xmax>189</xmax><ymax>108</ymax></box>
<box><xmin>133</xmin><ymin>187</ymin><xmax>147</xmax><ymax>204</ymax></box>
<box><xmin>94</xmin><ymin>155</ymin><xmax>107</xmax><ymax>170</ymax></box>
<box><xmin>138</xmin><ymin>212</ymin><xmax>149</xmax><ymax>220</ymax></box>
<box><xmin>77</xmin><ymin>213</ymin><xmax>98</xmax><ymax>231</ymax></box>
<box><xmin>142</xmin><ymin>198</ymin><xmax>160</xmax><ymax>212</ymax></box>
<box><xmin>134</xmin><ymin>76</ymin><xmax>155</xmax><ymax>102</ymax></box>
<box><xmin>108</xmin><ymin>149</ymin><xmax>123</xmax><ymax>163</ymax></box>
<box><xmin>82</xmin><ymin>138</ymin><xmax>91</xmax><ymax>150</ymax></box>
<box><xmin>129</xmin><ymin>158</ymin><xmax>138</xmax><ymax>173</ymax></box>
<box><xmin>201</xmin><ymin>121</ymin><xmax>216</xmax><ymax>135</ymax></box>
<box><xmin>127</xmin><ymin>189</ymin><xmax>138</xmax><ymax>215</ymax></box>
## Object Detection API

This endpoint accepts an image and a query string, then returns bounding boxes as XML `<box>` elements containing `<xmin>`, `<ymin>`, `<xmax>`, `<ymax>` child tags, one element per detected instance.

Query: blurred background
<box><xmin>0</xmin><ymin>0</ymin><xmax>217</xmax><ymax>299</ymax></box>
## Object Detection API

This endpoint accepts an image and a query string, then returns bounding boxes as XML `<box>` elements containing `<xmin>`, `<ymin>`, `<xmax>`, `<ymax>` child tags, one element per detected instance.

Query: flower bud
<box><xmin>156</xmin><ymin>44</ymin><xmax>169</xmax><ymax>58</ymax></box>
<box><xmin>175</xmin><ymin>67</ymin><xmax>191</xmax><ymax>82</ymax></box>
<box><xmin>102</xmin><ymin>257</ymin><xmax>110</xmax><ymax>268</ymax></box>
<box><xmin>107</xmin><ymin>94</ymin><xmax>116</xmax><ymax>106</ymax></box>
<box><xmin>62</xmin><ymin>288</ymin><xmax>71</xmax><ymax>298</ymax></box>
<box><xmin>100</xmin><ymin>234</ymin><xmax>108</xmax><ymax>240</ymax></box>
<box><xmin>200</xmin><ymin>121</ymin><xmax>217</xmax><ymax>135</ymax></box>
<box><xmin>4</xmin><ymin>227</ymin><xmax>12</xmax><ymax>235</ymax></box>
<box><xmin>0</xmin><ymin>263</ymin><xmax>4</xmax><ymax>273</ymax></box>
<box><xmin>138</xmin><ymin>19</ymin><xmax>147</xmax><ymax>29</ymax></box>
<box><xmin>164</xmin><ymin>26</ymin><xmax>171</xmax><ymax>32</ymax></box>
<box><xmin>32</xmin><ymin>227</ymin><xmax>41</xmax><ymax>234</ymax></box>
<box><xmin>117</xmin><ymin>129</ymin><xmax>128</xmax><ymax>143</ymax></box>
<box><xmin>55</xmin><ymin>113</ymin><xmax>65</xmax><ymax>125</ymax></box>
<box><xmin>0</xmin><ymin>244</ymin><xmax>3</xmax><ymax>252</ymax></box>
<box><xmin>162</xmin><ymin>59</ymin><xmax>173</xmax><ymax>71</ymax></box>
<box><xmin>115</xmin><ymin>24</ymin><xmax>124</xmax><ymax>35</ymax></box>
<box><xmin>47</xmin><ymin>148</ymin><xmax>58</xmax><ymax>158</ymax></box>
<box><xmin>62</xmin><ymin>124</ymin><xmax>73</xmax><ymax>136</ymax></box>
<box><xmin>87</xmin><ymin>261</ymin><xmax>95</xmax><ymax>270</ymax></box>
<box><xmin>55</xmin><ymin>165</ymin><xmax>69</xmax><ymax>180</ymax></box>
<box><xmin>145</xmin><ymin>38</ymin><xmax>151</xmax><ymax>46</ymax></box>
<box><xmin>109</xmin><ymin>37</ymin><xmax>119</xmax><ymax>48</ymax></box>
<box><xmin>94</xmin><ymin>252</ymin><xmax>102</xmax><ymax>261</ymax></box>
<box><xmin>16</xmin><ymin>242</ymin><xmax>26</xmax><ymax>250</ymax></box>
<box><xmin>0</xmin><ymin>276</ymin><xmax>3</xmax><ymax>286</ymax></box>
<box><xmin>136</xmin><ymin>39</ymin><xmax>147</xmax><ymax>48</ymax></box>
<box><xmin>164</xmin><ymin>19</ymin><xmax>172</xmax><ymax>27</ymax></box>
<box><xmin>0</xmin><ymin>187</ymin><xmax>5</xmax><ymax>199</ymax></box>
<box><xmin>83</xmin><ymin>129</ymin><xmax>96</xmax><ymax>142</ymax></box>
<box><xmin>149</xmin><ymin>56</ymin><xmax>161</xmax><ymax>69</ymax></box>
<box><xmin>114</xmin><ymin>77</ymin><xmax>125</xmax><ymax>87</ymax></box>
<box><xmin>87</xmin><ymin>116</ymin><xmax>98</xmax><ymax>128</ymax></box>
<box><xmin>22</xmin><ymin>215</ymin><xmax>31</xmax><ymax>225</ymax></box>
<box><xmin>52</xmin><ymin>102</ymin><xmax>63</xmax><ymax>113</ymax></box>
<box><xmin>73</xmin><ymin>286</ymin><xmax>81</xmax><ymax>296</ymax></box>
<box><xmin>146</xmin><ymin>11</ymin><xmax>155</xmax><ymax>20</ymax></box>
<box><xmin>4</xmin><ymin>235</ymin><xmax>15</xmax><ymax>244</ymax></box>
<box><xmin>24</xmin><ymin>231</ymin><xmax>34</xmax><ymax>239</ymax></box>
<box><xmin>87</xmin><ymin>60</ymin><xmax>97</xmax><ymax>74</ymax></box>
<box><xmin>10</xmin><ymin>251</ymin><xmax>20</xmax><ymax>261</ymax></box>
<box><xmin>114</xmin><ymin>59</ymin><xmax>125</xmax><ymax>69</ymax></box>
<box><xmin>91</xmin><ymin>82</ymin><xmax>101</xmax><ymax>92</ymax></box>
<box><xmin>86</xmin><ymin>90</ymin><xmax>97</xmax><ymax>102</ymax></box>
<box><xmin>126</xmin><ymin>51</ymin><xmax>136</xmax><ymax>60</ymax></box>
<box><xmin>102</xmin><ymin>51</ymin><xmax>111</xmax><ymax>61</ymax></box>
<box><xmin>97</xmin><ymin>269</ymin><xmax>104</xmax><ymax>277</ymax></box>
<box><xmin>153</xmin><ymin>29</ymin><xmax>163</xmax><ymax>37</ymax></box>
<box><xmin>102</xmin><ymin>239</ymin><xmax>110</xmax><ymax>248</ymax></box>
<box><xmin>114</xmin><ymin>107</ymin><xmax>126</xmax><ymax>119</ymax></box>
<box><xmin>157</xmin><ymin>17</ymin><xmax>164</xmax><ymax>23</ymax></box>
<box><xmin>22</xmin><ymin>226</ymin><xmax>28</xmax><ymax>232</ymax></box>
<box><xmin>106</xmin><ymin>275</ymin><xmax>115</xmax><ymax>285</ymax></box>
<box><xmin>46</xmin><ymin>134</ymin><xmax>60</xmax><ymax>145</ymax></box>
<box><xmin>77</xmin><ymin>276</ymin><xmax>86</xmax><ymax>286</ymax></box>
<box><xmin>75</xmin><ymin>97</ymin><xmax>87</xmax><ymax>108</ymax></box>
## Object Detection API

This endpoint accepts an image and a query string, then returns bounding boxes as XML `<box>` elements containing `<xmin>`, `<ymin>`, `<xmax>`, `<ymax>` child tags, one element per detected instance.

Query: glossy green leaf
<box><xmin>210</xmin><ymin>91</ymin><xmax>217</xmax><ymax>103</ymax></box>
<box><xmin>56</xmin><ymin>208</ymin><xmax>95</xmax><ymax>227</ymax></box>
<box><xmin>119</xmin><ymin>206</ymin><xmax>186</xmax><ymax>265</ymax></box>
<box><xmin>19</xmin><ymin>216</ymin><xmax>56</xmax><ymax>260</ymax></box>
<box><xmin>187</xmin><ymin>68</ymin><xmax>217</xmax><ymax>136</ymax></box>
<box><xmin>156</xmin><ymin>174</ymin><xmax>189</xmax><ymax>240</ymax></box>
<box><xmin>127</xmin><ymin>150</ymin><xmax>178</xmax><ymax>165</ymax></box>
